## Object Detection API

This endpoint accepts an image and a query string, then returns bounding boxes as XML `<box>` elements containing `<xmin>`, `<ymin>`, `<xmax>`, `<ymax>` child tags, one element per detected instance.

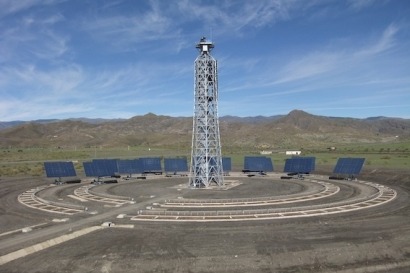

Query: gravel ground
<box><xmin>0</xmin><ymin>170</ymin><xmax>409</xmax><ymax>273</ymax></box>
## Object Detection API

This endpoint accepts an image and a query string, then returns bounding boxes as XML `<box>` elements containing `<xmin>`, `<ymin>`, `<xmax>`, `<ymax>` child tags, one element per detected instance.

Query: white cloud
<box><xmin>0</xmin><ymin>11</ymin><xmax>68</xmax><ymax>65</ymax></box>
<box><xmin>0</xmin><ymin>55</ymin><xmax>195</xmax><ymax>120</ymax></box>
<box><xmin>0</xmin><ymin>0</ymin><xmax>64</xmax><ymax>18</ymax></box>
<box><xmin>355</xmin><ymin>24</ymin><xmax>398</xmax><ymax>57</ymax></box>
<box><xmin>176</xmin><ymin>0</ymin><xmax>291</xmax><ymax>34</ymax></box>
<box><xmin>81</xmin><ymin>0</ymin><xmax>296</xmax><ymax>52</ymax></box>
<box><xmin>1</xmin><ymin>64</ymin><xmax>83</xmax><ymax>94</ymax></box>
<box><xmin>82</xmin><ymin>3</ymin><xmax>175</xmax><ymax>50</ymax></box>
<box><xmin>274</xmin><ymin>52</ymin><xmax>341</xmax><ymax>84</ymax></box>
<box><xmin>0</xmin><ymin>1</ymin><xmax>408</xmax><ymax>120</ymax></box>
<box><xmin>270</xmin><ymin>24</ymin><xmax>400</xmax><ymax>85</ymax></box>
<box><xmin>347</xmin><ymin>0</ymin><xmax>379</xmax><ymax>11</ymax></box>
<box><xmin>217</xmin><ymin>22</ymin><xmax>404</xmax><ymax>114</ymax></box>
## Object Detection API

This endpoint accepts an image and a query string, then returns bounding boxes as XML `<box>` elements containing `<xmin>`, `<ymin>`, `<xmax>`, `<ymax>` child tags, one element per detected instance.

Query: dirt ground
<box><xmin>0</xmin><ymin>169</ymin><xmax>409</xmax><ymax>273</ymax></box>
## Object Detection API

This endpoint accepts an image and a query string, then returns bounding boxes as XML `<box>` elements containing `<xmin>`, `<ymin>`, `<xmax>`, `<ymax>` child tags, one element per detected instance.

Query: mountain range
<box><xmin>1</xmin><ymin>110</ymin><xmax>409</xmax><ymax>149</ymax></box>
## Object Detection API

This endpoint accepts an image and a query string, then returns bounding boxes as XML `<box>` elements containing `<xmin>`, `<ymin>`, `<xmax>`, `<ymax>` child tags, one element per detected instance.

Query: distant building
<box><xmin>286</xmin><ymin>151</ymin><xmax>301</xmax><ymax>155</ymax></box>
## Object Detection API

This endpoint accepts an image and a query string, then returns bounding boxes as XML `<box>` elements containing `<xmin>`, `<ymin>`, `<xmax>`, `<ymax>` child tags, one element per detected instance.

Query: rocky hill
<box><xmin>1</xmin><ymin>110</ymin><xmax>409</xmax><ymax>149</ymax></box>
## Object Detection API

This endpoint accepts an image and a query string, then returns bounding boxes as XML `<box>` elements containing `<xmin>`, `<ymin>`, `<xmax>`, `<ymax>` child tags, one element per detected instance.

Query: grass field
<box><xmin>1</xmin><ymin>141</ymin><xmax>409</xmax><ymax>177</ymax></box>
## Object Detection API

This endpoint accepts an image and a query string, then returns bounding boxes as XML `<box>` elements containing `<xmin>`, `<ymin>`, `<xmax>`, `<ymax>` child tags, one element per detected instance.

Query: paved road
<box><xmin>0</xmin><ymin>189</ymin><xmax>178</xmax><ymax>255</ymax></box>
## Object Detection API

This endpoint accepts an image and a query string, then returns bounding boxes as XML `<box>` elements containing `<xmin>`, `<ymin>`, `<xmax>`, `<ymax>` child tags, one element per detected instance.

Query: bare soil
<box><xmin>0</xmin><ymin>169</ymin><xmax>409</xmax><ymax>273</ymax></box>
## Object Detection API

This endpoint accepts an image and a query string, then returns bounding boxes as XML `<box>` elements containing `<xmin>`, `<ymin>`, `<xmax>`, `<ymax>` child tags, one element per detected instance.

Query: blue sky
<box><xmin>1</xmin><ymin>0</ymin><xmax>409</xmax><ymax>121</ymax></box>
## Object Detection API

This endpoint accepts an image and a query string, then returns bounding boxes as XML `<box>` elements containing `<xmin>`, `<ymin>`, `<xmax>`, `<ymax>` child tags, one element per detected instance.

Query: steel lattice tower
<box><xmin>189</xmin><ymin>37</ymin><xmax>224</xmax><ymax>188</ymax></box>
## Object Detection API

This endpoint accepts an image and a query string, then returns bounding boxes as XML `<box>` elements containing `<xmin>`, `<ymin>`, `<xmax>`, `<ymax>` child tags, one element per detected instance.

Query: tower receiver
<box><xmin>189</xmin><ymin>37</ymin><xmax>224</xmax><ymax>188</ymax></box>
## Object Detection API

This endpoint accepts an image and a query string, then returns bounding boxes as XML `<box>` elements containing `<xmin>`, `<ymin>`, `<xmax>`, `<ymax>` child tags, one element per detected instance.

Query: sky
<box><xmin>1</xmin><ymin>0</ymin><xmax>409</xmax><ymax>121</ymax></box>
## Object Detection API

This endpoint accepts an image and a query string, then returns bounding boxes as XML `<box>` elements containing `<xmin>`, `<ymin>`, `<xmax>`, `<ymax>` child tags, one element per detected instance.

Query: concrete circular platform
<box><xmin>17</xmin><ymin>174</ymin><xmax>397</xmax><ymax>222</ymax></box>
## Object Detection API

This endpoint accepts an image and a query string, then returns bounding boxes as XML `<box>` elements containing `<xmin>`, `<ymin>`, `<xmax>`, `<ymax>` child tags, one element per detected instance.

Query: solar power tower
<box><xmin>189</xmin><ymin>37</ymin><xmax>224</xmax><ymax>188</ymax></box>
